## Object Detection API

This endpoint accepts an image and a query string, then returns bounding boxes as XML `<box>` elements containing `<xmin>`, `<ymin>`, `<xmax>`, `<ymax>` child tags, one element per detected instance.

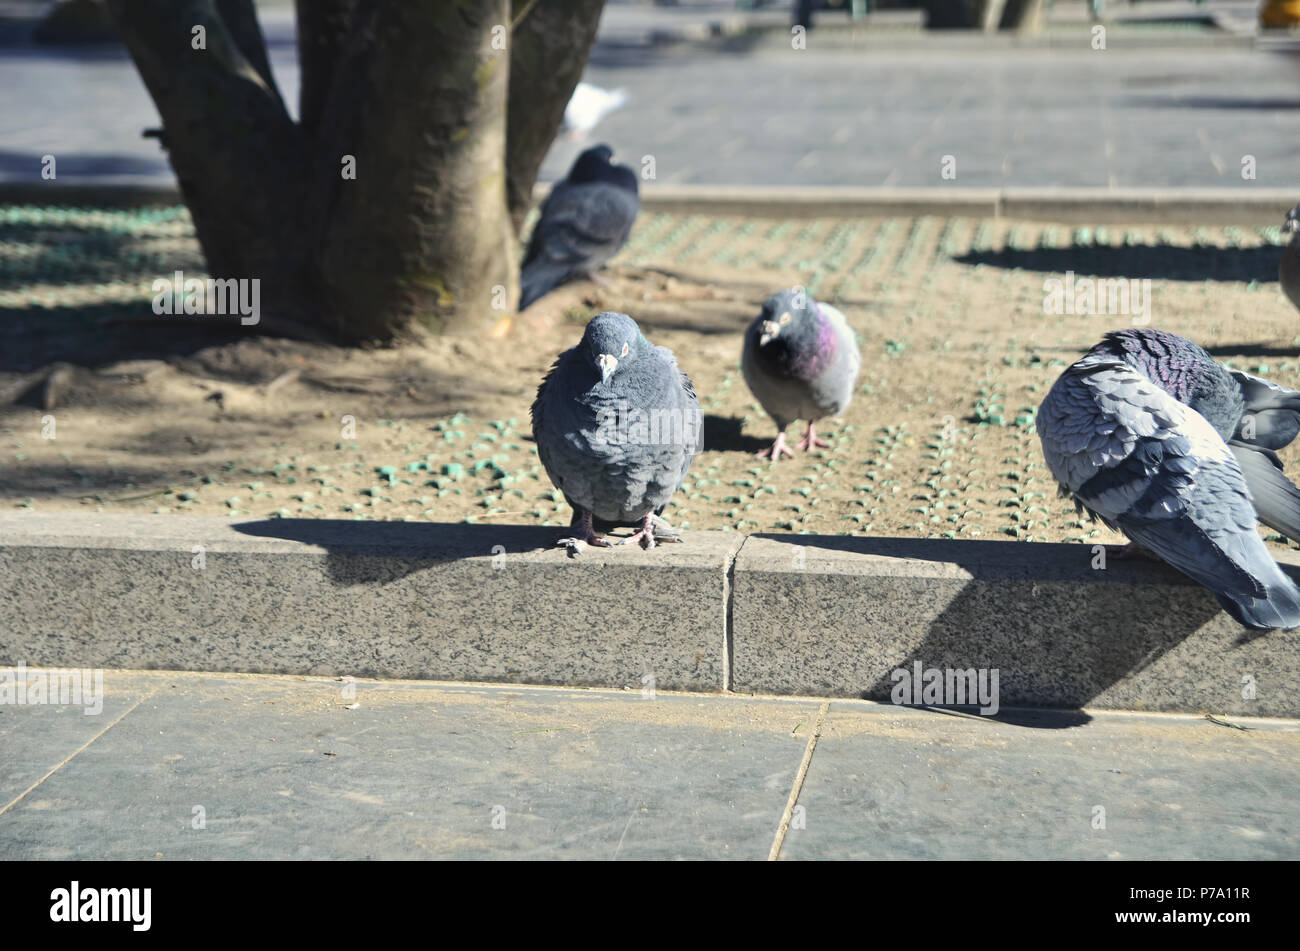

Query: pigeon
<box><xmin>1279</xmin><ymin>204</ymin><xmax>1300</xmax><ymax>313</ymax></box>
<box><xmin>563</xmin><ymin>83</ymin><xmax>629</xmax><ymax>138</ymax></box>
<box><xmin>519</xmin><ymin>145</ymin><xmax>639</xmax><ymax>311</ymax></box>
<box><xmin>1037</xmin><ymin>328</ymin><xmax>1300</xmax><ymax>631</ymax></box>
<box><xmin>741</xmin><ymin>288</ymin><xmax>861</xmax><ymax>461</ymax></box>
<box><xmin>531</xmin><ymin>311</ymin><xmax>702</xmax><ymax>551</ymax></box>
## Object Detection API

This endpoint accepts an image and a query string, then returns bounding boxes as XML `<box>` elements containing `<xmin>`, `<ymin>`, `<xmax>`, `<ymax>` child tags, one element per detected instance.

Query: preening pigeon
<box><xmin>741</xmin><ymin>288</ymin><xmax>861</xmax><ymax>461</ymax></box>
<box><xmin>1038</xmin><ymin>328</ymin><xmax>1300</xmax><ymax>631</ymax></box>
<box><xmin>519</xmin><ymin>145</ymin><xmax>639</xmax><ymax>311</ymax></box>
<box><xmin>563</xmin><ymin>83</ymin><xmax>629</xmax><ymax>138</ymax></box>
<box><xmin>1279</xmin><ymin>204</ymin><xmax>1300</xmax><ymax>312</ymax></box>
<box><xmin>531</xmin><ymin>312</ymin><xmax>702</xmax><ymax>551</ymax></box>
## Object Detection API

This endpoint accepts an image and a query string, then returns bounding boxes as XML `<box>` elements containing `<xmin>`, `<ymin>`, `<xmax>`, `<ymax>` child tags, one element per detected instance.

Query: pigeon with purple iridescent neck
<box><xmin>741</xmin><ymin>288</ymin><xmax>861</xmax><ymax>461</ymax></box>
<box><xmin>1038</xmin><ymin>328</ymin><xmax>1300</xmax><ymax>631</ymax></box>
<box><xmin>532</xmin><ymin>312</ymin><xmax>702</xmax><ymax>552</ymax></box>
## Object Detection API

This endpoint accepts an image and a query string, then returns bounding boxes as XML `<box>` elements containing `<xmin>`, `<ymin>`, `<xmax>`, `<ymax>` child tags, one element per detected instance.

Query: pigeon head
<box><xmin>756</xmin><ymin>289</ymin><xmax>819</xmax><ymax>348</ymax></box>
<box><xmin>1284</xmin><ymin>204</ymin><xmax>1300</xmax><ymax>238</ymax></box>
<box><xmin>750</xmin><ymin>289</ymin><xmax>835</xmax><ymax>382</ymax></box>
<box><xmin>568</xmin><ymin>144</ymin><xmax>638</xmax><ymax>193</ymax></box>
<box><xmin>1094</xmin><ymin>329</ymin><xmax>1244</xmax><ymax>439</ymax></box>
<box><xmin>578</xmin><ymin>144</ymin><xmax>613</xmax><ymax>165</ymax></box>
<box><xmin>581</xmin><ymin>312</ymin><xmax>643</xmax><ymax>384</ymax></box>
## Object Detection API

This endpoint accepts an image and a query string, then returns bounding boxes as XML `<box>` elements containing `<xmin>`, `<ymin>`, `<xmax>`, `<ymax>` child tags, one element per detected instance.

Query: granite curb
<box><xmin>2</xmin><ymin>184</ymin><xmax>1295</xmax><ymax>225</ymax></box>
<box><xmin>2</xmin><ymin>513</ymin><xmax>1294</xmax><ymax>715</ymax></box>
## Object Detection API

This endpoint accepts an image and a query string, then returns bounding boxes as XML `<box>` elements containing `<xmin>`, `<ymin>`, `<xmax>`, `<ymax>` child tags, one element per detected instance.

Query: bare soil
<box><xmin>3</xmin><ymin>206</ymin><xmax>1298</xmax><ymax>549</ymax></box>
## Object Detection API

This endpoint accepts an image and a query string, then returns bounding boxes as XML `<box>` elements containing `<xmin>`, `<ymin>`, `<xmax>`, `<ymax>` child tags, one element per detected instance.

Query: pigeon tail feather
<box><xmin>1231</xmin><ymin>442</ymin><xmax>1300</xmax><ymax>544</ymax></box>
<box><xmin>519</xmin><ymin>260</ymin><xmax>572</xmax><ymax>311</ymax></box>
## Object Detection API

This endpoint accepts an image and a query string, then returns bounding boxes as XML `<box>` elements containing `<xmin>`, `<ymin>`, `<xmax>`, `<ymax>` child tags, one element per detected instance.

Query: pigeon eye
<box><xmin>620</xmin><ymin>343</ymin><xmax>629</xmax><ymax>357</ymax></box>
<box><xmin>779</xmin><ymin>312</ymin><xmax>792</xmax><ymax>325</ymax></box>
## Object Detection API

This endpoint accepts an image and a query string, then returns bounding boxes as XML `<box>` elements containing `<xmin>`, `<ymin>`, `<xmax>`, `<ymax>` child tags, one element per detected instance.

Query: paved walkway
<box><xmin>1</xmin><ymin>671</ymin><xmax>1295</xmax><ymax>859</ymax></box>
<box><xmin>3</xmin><ymin>3</ymin><xmax>1300</xmax><ymax>191</ymax></box>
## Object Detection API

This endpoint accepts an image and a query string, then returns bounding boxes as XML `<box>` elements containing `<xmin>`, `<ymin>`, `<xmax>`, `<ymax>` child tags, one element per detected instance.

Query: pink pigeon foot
<box><xmin>620</xmin><ymin>513</ymin><xmax>684</xmax><ymax>550</ymax></box>
<box><xmin>797</xmin><ymin>422</ymin><xmax>831</xmax><ymax>452</ymax></box>
<box><xmin>585</xmin><ymin>269</ymin><xmax>614</xmax><ymax>291</ymax></box>
<box><xmin>557</xmin><ymin>510</ymin><xmax>612</xmax><ymax>554</ymax></box>
<box><xmin>757</xmin><ymin>430</ymin><xmax>796</xmax><ymax>461</ymax></box>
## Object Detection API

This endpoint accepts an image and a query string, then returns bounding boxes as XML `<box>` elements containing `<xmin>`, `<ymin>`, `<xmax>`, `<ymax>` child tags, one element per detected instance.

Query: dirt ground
<box><xmin>3</xmin><ymin>205</ymin><xmax>1299</xmax><ymax>548</ymax></box>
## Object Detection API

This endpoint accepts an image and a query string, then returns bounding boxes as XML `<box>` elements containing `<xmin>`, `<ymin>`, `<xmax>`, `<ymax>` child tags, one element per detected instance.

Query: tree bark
<box><xmin>104</xmin><ymin>0</ymin><xmax>316</xmax><ymax>335</ymax></box>
<box><xmin>293</xmin><ymin>0</ymin><xmax>360</xmax><ymax>138</ymax></box>
<box><xmin>1001</xmin><ymin>0</ymin><xmax>1045</xmax><ymax>33</ymax></box>
<box><xmin>306</xmin><ymin>1</ymin><xmax>517</xmax><ymax>338</ymax></box>
<box><xmin>105</xmin><ymin>0</ymin><xmax>605</xmax><ymax>342</ymax></box>
<box><xmin>505</xmin><ymin>0</ymin><xmax>606</xmax><ymax>234</ymax></box>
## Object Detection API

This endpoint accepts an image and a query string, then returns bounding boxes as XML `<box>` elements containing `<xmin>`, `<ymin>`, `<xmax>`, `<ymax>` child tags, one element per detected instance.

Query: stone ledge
<box><xmin>2</xmin><ymin>514</ymin><xmax>1297</xmax><ymax>715</ymax></box>
<box><xmin>731</xmin><ymin>534</ymin><xmax>1300</xmax><ymax>716</ymax></box>
<box><xmin>0</xmin><ymin>514</ymin><xmax>741</xmax><ymax>692</ymax></box>
<box><xmin>3</xmin><ymin>185</ymin><xmax>1297</xmax><ymax>225</ymax></box>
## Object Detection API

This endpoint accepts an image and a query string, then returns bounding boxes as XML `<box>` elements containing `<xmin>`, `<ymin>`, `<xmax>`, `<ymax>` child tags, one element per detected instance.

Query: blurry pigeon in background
<box><xmin>531</xmin><ymin>312</ymin><xmax>702</xmax><ymax>551</ymax></box>
<box><xmin>563</xmin><ymin>83</ymin><xmax>628</xmax><ymax>138</ymax></box>
<box><xmin>1038</xmin><ymin>328</ymin><xmax>1300</xmax><ymax>631</ymax></box>
<box><xmin>1279</xmin><ymin>204</ymin><xmax>1300</xmax><ymax>313</ymax></box>
<box><xmin>519</xmin><ymin>145</ymin><xmax>639</xmax><ymax>311</ymax></box>
<box><xmin>741</xmin><ymin>288</ymin><xmax>861</xmax><ymax>461</ymax></box>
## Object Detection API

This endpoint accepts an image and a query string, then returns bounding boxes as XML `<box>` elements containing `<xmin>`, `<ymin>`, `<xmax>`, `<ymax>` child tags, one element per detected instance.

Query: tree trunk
<box><xmin>104</xmin><ymin>0</ymin><xmax>604</xmax><ymax>342</ymax></box>
<box><xmin>506</xmin><ymin>0</ymin><xmax>606</xmax><ymax>234</ymax></box>
<box><xmin>1001</xmin><ymin>0</ymin><xmax>1045</xmax><ymax>33</ymax></box>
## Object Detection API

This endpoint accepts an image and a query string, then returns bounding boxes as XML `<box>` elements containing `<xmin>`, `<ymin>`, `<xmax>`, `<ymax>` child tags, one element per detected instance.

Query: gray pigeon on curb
<box><xmin>531</xmin><ymin>312</ymin><xmax>702</xmax><ymax>551</ymax></box>
<box><xmin>1279</xmin><ymin>204</ymin><xmax>1300</xmax><ymax>313</ymax></box>
<box><xmin>1038</xmin><ymin>328</ymin><xmax>1300</xmax><ymax>631</ymax></box>
<box><xmin>519</xmin><ymin>145</ymin><xmax>639</xmax><ymax>311</ymax></box>
<box><xmin>741</xmin><ymin>288</ymin><xmax>861</xmax><ymax>461</ymax></box>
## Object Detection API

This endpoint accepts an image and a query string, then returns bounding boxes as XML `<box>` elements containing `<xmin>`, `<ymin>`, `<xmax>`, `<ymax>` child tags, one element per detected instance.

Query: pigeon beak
<box><xmin>759</xmin><ymin>320</ymin><xmax>782</xmax><ymax>347</ymax></box>
<box><xmin>597</xmin><ymin>353</ymin><xmax>618</xmax><ymax>383</ymax></box>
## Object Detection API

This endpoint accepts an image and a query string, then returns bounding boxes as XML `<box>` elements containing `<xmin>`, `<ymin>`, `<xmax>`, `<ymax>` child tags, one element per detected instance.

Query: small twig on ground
<box><xmin>262</xmin><ymin>368</ymin><xmax>301</xmax><ymax>396</ymax></box>
<box><xmin>99</xmin><ymin>486</ymin><xmax>176</xmax><ymax>504</ymax></box>
<box><xmin>301</xmin><ymin>374</ymin><xmax>389</xmax><ymax>395</ymax></box>
<box><xmin>1204</xmin><ymin>714</ymin><xmax>1251</xmax><ymax>731</ymax></box>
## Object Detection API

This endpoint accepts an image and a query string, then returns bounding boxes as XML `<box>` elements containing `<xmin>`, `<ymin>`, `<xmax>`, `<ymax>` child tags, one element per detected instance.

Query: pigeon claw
<box><xmin>797</xmin><ymin>423</ymin><xmax>831</xmax><ymax>453</ymax></box>
<box><xmin>620</xmin><ymin>514</ymin><xmax>684</xmax><ymax>549</ymax></box>
<box><xmin>757</xmin><ymin>431</ymin><xmax>796</xmax><ymax>462</ymax></box>
<box><xmin>585</xmin><ymin>269</ymin><xmax>614</xmax><ymax>291</ymax></box>
<box><xmin>559</xmin><ymin>510</ymin><xmax>613</xmax><ymax>554</ymax></box>
<box><xmin>620</xmin><ymin>530</ymin><xmax>655</xmax><ymax>550</ymax></box>
<box><xmin>556</xmin><ymin>533</ymin><xmax>611</xmax><ymax>556</ymax></box>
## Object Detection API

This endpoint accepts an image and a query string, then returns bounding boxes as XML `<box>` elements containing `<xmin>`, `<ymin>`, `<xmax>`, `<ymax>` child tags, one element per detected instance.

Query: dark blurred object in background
<box><xmin>33</xmin><ymin>0</ymin><xmax>118</xmax><ymax>45</ymax></box>
<box><xmin>792</xmin><ymin>0</ymin><xmax>1042</xmax><ymax>31</ymax></box>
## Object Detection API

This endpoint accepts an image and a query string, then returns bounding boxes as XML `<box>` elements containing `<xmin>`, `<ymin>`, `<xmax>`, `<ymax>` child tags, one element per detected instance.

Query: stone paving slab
<box><xmin>5</xmin><ymin>22</ymin><xmax>1300</xmax><ymax>191</ymax></box>
<box><xmin>0</xmin><ymin>671</ymin><xmax>1294</xmax><ymax>860</ymax></box>
<box><xmin>780</xmin><ymin>701</ymin><xmax>1300</xmax><ymax>860</ymax></box>
<box><xmin>0</xmin><ymin>672</ymin><xmax>816</xmax><ymax>860</ymax></box>
<box><xmin>0</xmin><ymin>667</ymin><xmax>151</xmax><ymax>807</ymax></box>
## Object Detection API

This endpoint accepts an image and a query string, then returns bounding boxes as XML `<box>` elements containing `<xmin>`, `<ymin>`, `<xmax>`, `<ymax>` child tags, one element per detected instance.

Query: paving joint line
<box><xmin>0</xmin><ymin>687</ymin><xmax>157</xmax><ymax>818</ymax></box>
<box><xmin>768</xmin><ymin>699</ymin><xmax>829</xmax><ymax>862</ymax></box>
<box><xmin>721</xmin><ymin>536</ymin><xmax>746</xmax><ymax>692</ymax></box>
